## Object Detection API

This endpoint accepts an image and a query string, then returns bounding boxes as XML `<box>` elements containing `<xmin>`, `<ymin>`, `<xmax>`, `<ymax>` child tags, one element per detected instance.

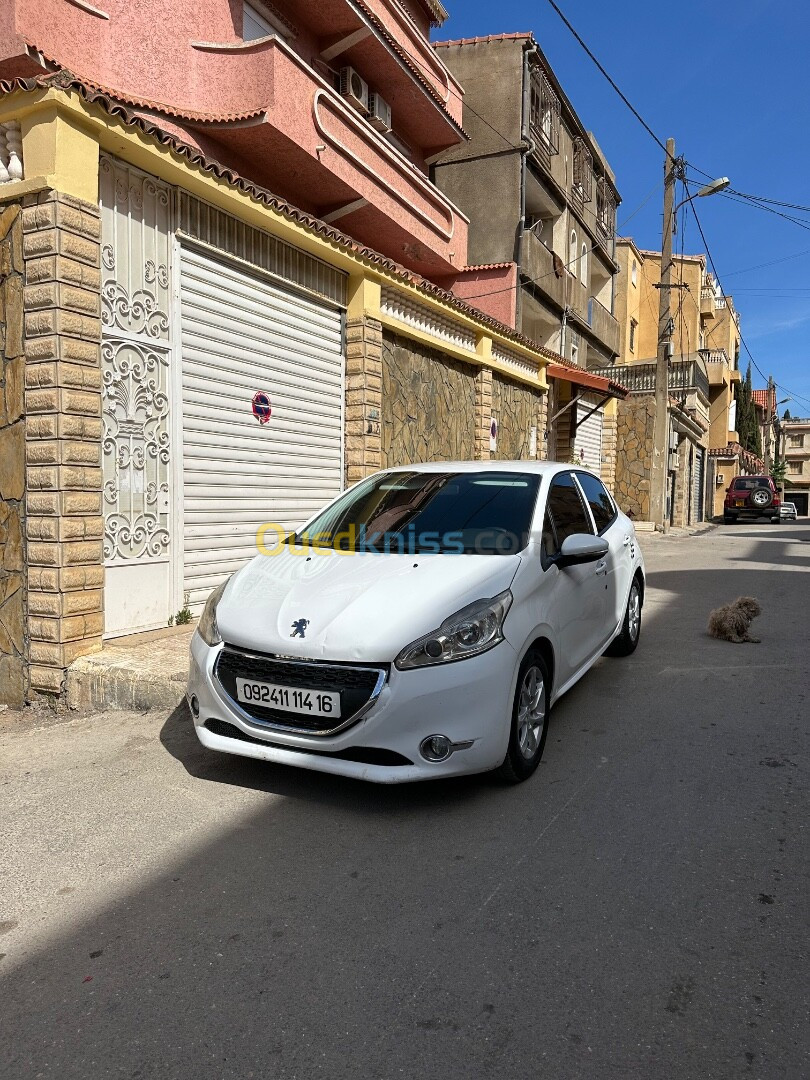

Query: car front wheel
<box><xmin>497</xmin><ymin>650</ymin><xmax>550</xmax><ymax>784</ymax></box>
<box><xmin>605</xmin><ymin>577</ymin><xmax>642</xmax><ymax>657</ymax></box>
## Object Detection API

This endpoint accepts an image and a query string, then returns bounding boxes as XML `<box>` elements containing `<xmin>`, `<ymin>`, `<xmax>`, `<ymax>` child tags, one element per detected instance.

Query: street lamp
<box><xmin>649</xmin><ymin>139</ymin><xmax>730</xmax><ymax>532</ymax></box>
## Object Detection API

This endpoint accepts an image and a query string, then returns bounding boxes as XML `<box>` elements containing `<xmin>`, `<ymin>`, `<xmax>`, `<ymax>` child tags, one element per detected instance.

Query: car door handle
<box><xmin>595</xmin><ymin>560</ymin><xmax>607</xmax><ymax>575</ymax></box>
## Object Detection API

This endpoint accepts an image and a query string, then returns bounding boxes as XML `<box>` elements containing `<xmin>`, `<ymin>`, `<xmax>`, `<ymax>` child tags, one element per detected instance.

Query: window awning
<box><xmin>546</xmin><ymin>362</ymin><xmax>628</xmax><ymax>399</ymax></box>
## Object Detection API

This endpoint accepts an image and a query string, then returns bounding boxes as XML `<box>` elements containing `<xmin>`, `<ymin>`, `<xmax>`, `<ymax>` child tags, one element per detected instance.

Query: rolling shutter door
<box><xmin>575</xmin><ymin>401</ymin><xmax>604</xmax><ymax>472</ymax></box>
<box><xmin>692</xmin><ymin>447</ymin><xmax>705</xmax><ymax>523</ymax></box>
<box><xmin>180</xmin><ymin>245</ymin><xmax>344</xmax><ymax>608</ymax></box>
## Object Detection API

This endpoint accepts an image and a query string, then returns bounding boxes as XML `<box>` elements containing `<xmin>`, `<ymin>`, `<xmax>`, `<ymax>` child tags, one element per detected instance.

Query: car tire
<box><xmin>751</xmin><ymin>486</ymin><xmax>774</xmax><ymax>509</ymax></box>
<box><xmin>497</xmin><ymin>650</ymin><xmax>550</xmax><ymax>784</ymax></box>
<box><xmin>605</xmin><ymin>576</ymin><xmax>642</xmax><ymax>658</ymax></box>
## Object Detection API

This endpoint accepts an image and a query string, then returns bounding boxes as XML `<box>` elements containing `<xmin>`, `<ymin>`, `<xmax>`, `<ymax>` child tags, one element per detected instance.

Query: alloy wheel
<box><xmin>517</xmin><ymin>665</ymin><xmax>546</xmax><ymax>759</ymax></box>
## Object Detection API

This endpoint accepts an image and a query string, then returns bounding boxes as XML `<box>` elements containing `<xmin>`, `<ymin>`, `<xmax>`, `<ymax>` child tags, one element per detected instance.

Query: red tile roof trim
<box><xmin>353</xmin><ymin>1</ymin><xmax>468</xmax><ymax>138</ymax></box>
<box><xmin>433</xmin><ymin>32</ymin><xmax>533</xmax><ymax>48</ymax></box>
<box><xmin>23</xmin><ymin>42</ymin><xmax>267</xmax><ymax>123</ymax></box>
<box><xmin>460</xmin><ymin>262</ymin><xmax>515</xmax><ymax>272</ymax></box>
<box><xmin>546</xmin><ymin>362</ymin><xmax>628</xmax><ymax>399</ymax></box>
<box><xmin>0</xmin><ymin>70</ymin><xmax>560</xmax><ymax>362</ymax></box>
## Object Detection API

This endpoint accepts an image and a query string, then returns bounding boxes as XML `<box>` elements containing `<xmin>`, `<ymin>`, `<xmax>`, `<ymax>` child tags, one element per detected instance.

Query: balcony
<box><xmin>700</xmin><ymin>287</ymin><xmax>716</xmax><ymax>319</ymax></box>
<box><xmin>521</xmin><ymin>230</ymin><xmax>566</xmax><ymax>309</ymax></box>
<box><xmin>700</xmin><ymin>348</ymin><xmax>731</xmax><ymax>386</ymax></box>
<box><xmin>591</xmin><ymin>359</ymin><xmax>710</xmax><ymax>402</ymax></box>
<box><xmin>190</xmin><ymin>37</ymin><xmax>468</xmax><ymax>276</ymax></box>
<box><xmin>587</xmin><ymin>295</ymin><xmax>620</xmax><ymax>357</ymax></box>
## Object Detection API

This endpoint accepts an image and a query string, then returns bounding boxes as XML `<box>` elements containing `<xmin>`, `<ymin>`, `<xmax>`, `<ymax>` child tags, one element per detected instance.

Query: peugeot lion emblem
<box><xmin>291</xmin><ymin>618</ymin><xmax>310</xmax><ymax>639</ymax></box>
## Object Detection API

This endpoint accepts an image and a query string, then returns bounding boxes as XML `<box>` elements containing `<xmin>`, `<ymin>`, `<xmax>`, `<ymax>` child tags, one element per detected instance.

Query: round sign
<box><xmin>252</xmin><ymin>391</ymin><xmax>272</xmax><ymax>425</ymax></box>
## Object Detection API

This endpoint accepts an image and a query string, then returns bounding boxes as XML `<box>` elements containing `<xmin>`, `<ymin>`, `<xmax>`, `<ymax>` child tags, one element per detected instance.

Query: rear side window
<box><xmin>574</xmin><ymin>471</ymin><xmax>616</xmax><ymax>533</ymax></box>
<box><xmin>546</xmin><ymin>473</ymin><xmax>594</xmax><ymax>545</ymax></box>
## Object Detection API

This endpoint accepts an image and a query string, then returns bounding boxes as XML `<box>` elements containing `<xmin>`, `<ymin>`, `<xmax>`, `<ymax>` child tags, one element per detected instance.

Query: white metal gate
<box><xmin>180</xmin><ymin>245</ymin><xmax>344</xmax><ymax>609</ymax></box>
<box><xmin>574</xmin><ymin>401</ymin><xmax>604</xmax><ymax>472</ymax></box>
<box><xmin>100</xmin><ymin>156</ymin><xmax>175</xmax><ymax>636</ymax></box>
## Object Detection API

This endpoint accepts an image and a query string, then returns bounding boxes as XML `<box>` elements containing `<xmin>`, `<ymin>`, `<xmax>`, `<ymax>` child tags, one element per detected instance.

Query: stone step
<box><xmin>66</xmin><ymin>623</ymin><xmax>195</xmax><ymax>712</ymax></box>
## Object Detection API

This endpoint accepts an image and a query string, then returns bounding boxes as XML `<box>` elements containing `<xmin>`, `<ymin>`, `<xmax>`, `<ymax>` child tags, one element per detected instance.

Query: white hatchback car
<box><xmin>187</xmin><ymin>462</ymin><xmax>645</xmax><ymax>784</ymax></box>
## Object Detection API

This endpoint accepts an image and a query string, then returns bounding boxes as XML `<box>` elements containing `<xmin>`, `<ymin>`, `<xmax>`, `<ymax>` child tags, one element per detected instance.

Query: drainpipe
<box><xmin>516</xmin><ymin>43</ymin><xmax>535</xmax><ymax>334</ymax></box>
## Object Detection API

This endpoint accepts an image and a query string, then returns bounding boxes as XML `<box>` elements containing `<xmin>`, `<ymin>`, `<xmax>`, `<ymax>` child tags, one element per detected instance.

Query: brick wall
<box><xmin>21</xmin><ymin>191</ymin><xmax>103</xmax><ymax>696</ymax></box>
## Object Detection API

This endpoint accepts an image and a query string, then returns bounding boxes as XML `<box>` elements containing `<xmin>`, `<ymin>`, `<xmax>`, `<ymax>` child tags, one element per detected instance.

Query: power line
<box><xmin>457</xmin><ymin>178</ymin><xmax>662</xmax><ymax>302</ymax></box>
<box><xmin>541</xmin><ymin>0</ymin><xmax>670</xmax><ymax>157</ymax></box>
<box><xmin>685</xmin><ymin>181</ymin><xmax>810</xmax><ymax>410</ymax></box>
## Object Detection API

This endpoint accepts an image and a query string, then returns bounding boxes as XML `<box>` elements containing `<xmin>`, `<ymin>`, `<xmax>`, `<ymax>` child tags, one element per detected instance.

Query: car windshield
<box><xmin>290</xmin><ymin>470</ymin><xmax>541</xmax><ymax>554</ymax></box>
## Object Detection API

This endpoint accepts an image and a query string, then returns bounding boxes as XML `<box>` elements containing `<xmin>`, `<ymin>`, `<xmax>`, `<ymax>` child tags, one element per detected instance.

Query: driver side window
<box><xmin>546</xmin><ymin>473</ymin><xmax>594</xmax><ymax>552</ymax></box>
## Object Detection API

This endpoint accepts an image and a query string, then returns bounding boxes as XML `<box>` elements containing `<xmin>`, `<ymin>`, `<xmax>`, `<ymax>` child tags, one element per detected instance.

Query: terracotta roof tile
<box><xmin>432</xmin><ymin>32</ymin><xmax>534</xmax><ymax>48</ymax></box>
<box><xmin>353</xmin><ymin>1</ymin><xmax>467</xmax><ymax>138</ymax></box>
<box><xmin>0</xmin><ymin>70</ymin><xmax>557</xmax><ymax>362</ymax></box>
<box><xmin>459</xmin><ymin>262</ymin><xmax>515</xmax><ymax>272</ymax></box>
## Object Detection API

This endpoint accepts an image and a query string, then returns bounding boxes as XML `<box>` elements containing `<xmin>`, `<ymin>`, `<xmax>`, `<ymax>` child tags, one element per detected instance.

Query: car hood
<box><xmin>215</xmin><ymin>548</ymin><xmax>520</xmax><ymax>662</ymax></box>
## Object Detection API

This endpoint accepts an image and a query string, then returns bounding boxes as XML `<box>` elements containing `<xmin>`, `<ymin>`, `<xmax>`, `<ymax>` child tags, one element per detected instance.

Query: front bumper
<box><xmin>187</xmin><ymin>631</ymin><xmax>517</xmax><ymax>783</ymax></box>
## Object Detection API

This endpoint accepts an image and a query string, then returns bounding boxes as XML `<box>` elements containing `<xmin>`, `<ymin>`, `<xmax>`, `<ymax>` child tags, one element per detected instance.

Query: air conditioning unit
<box><xmin>668</xmin><ymin>451</ymin><xmax>679</xmax><ymax>472</ymax></box>
<box><xmin>340</xmin><ymin>67</ymin><xmax>369</xmax><ymax>114</ymax></box>
<box><xmin>669</xmin><ymin>430</ymin><xmax>679</xmax><ymax>450</ymax></box>
<box><xmin>367</xmin><ymin>91</ymin><xmax>392</xmax><ymax>133</ymax></box>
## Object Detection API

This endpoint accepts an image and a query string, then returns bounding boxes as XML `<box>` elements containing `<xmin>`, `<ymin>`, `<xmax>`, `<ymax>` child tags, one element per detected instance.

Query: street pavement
<box><xmin>1</xmin><ymin>521</ymin><xmax>808</xmax><ymax>1079</ymax></box>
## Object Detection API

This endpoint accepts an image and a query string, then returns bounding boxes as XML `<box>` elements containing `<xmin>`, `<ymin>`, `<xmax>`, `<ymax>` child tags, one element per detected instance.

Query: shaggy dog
<box><xmin>707</xmin><ymin>596</ymin><xmax>762</xmax><ymax>643</ymax></box>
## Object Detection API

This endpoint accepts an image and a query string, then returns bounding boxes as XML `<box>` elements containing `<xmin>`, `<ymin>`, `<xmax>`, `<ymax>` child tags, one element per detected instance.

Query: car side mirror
<box><xmin>556</xmin><ymin>534</ymin><xmax>609</xmax><ymax>569</ymax></box>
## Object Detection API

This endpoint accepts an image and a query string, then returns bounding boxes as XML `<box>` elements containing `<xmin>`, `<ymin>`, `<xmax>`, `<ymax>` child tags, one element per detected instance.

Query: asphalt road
<box><xmin>1</xmin><ymin>521</ymin><xmax>808</xmax><ymax>1080</ymax></box>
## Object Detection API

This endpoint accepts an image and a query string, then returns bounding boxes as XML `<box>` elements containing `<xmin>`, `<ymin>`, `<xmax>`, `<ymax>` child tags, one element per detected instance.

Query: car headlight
<box><xmin>197</xmin><ymin>579</ymin><xmax>229</xmax><ymax>647</ymax></box>
<box><xmin>395</xmin><ymin>590</ymin><xmax>513</xmax><ymax>670</ymax></box>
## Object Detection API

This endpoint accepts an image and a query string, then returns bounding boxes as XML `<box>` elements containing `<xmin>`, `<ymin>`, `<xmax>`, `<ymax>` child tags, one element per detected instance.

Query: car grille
<box><xmin>214</xmin><ymin>645</ymin><xmax>387</xmax><ymax>735</ymax></box>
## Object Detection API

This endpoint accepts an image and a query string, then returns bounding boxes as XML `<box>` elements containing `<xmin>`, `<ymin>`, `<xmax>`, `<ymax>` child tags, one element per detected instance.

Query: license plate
<box><xmin>735</xmin><ymin>500</ymin><xmax>745</xmax><ymax>507</ymax></box>
<box><xmin>235</xmin><ymin>678</ymin><xmax>340</xmax><ymax>718</ymax></box>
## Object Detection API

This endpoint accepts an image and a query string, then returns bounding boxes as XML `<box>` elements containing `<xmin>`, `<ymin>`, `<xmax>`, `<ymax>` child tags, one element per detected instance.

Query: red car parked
<box><xmin>723</xmin><ymin>475</ymin><xmax>781</xmax><ymax>524</ymax></box>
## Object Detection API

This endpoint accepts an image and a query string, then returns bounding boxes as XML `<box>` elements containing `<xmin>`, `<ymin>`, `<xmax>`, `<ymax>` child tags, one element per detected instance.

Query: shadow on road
<box><xmin>1</xmin><ymin>559</ymin><xmax>807</xmax><ymax>1080</ymax></box>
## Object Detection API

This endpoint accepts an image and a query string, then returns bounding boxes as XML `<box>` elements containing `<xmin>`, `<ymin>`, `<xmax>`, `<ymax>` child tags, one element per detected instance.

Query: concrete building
<box><xmin>596</xmin><ymin>239</ymin><xmax>746</xmax><ymax>524</ymax></box>
<box><xmin>780</xmin><ymin>417</ymin><xmax>810</xmax><ymax>516</ymax></box>
<box><xmin>1</xmin><ymin>1</ymin><xmax>631</xmax><ymax>704</ymax></box>
<box><xmin>432</xmin><ymin>32</ymin><xmax>626</xmax><ymax>479</ymax></box>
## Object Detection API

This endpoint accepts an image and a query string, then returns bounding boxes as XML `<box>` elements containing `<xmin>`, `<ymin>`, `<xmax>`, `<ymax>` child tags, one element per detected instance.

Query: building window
<box><xmin>569</xmin><ymin>330</ymin><xmax>580</xmax><ymax>367</ymax></box>
<box><xmin>572</xmin><ymin>137</ymin><xmax>593</xmax><ymax>202</ymax></box>
<box><xmin>789</xmin><ymin>434</ymin><xmax>804</xmax><ymax>448</ymax></box>
<box><xmin>629</xmin><ymin>319</ymin><xmax>637</xmax><ymax>353</ymax></box>
<box><xmin>631</xmin><ymin>260</ymin><xmax>637</xmax><ymax>287</ymax></box>
<box><xmin>788</xmin><ymin>461</ymin><xmax>802</xmax><ymax>474</ymax></box>
<box><xmin>580</xmin><ymin>243</ymin><xmax>588</xmax><ymax>285</ymax></box>
<box><xmin>529</xmin><ymin>71</ymin><xmax>560</xmax><ymax>153</ymax></box>
<box><xmin>242</xmin><ymin>1</ymin><xmax>292</xmax><ymax>40</ymax></box>
<box><xmin>569</xmin><ymin>229</ymin><xmax>577</xmax><ymax>274</ymax></box>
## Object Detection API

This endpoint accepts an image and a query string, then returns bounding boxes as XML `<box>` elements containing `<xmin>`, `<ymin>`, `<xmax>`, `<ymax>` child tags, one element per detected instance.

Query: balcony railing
<box><xmin>590</xmin><ymin>359</ymin><xmax>710</xmax><ymax>401</ymax></box>
<box><xmin>521</xmin><ymin>230</ymin><xmax>566</xmax><ymax>309</ymax></box>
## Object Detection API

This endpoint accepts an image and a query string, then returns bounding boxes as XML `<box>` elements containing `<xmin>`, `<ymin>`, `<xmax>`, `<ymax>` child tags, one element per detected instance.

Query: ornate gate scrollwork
<box><xmin>100</xmin><ymin>155</ymin><xmax>173</xmax><ymax>567</ymax></box>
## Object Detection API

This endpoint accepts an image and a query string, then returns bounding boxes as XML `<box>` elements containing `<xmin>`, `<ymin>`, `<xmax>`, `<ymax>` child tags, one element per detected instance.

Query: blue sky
<box><xmin>434</xmin><ymin>0</ymin><xmax>810</xmax><ymax>417</ymax></box>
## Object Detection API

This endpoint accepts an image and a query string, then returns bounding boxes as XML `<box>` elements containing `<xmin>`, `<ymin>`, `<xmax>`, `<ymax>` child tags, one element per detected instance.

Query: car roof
<box><xmin>380</xmin><ymin>460</ymin><xmax>589</xmax><ymax>477</ymax></box>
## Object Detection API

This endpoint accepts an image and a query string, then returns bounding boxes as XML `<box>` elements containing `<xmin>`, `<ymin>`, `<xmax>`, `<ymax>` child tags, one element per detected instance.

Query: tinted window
<box><xmin>294</xmin><ymin>471</ymin><xmax>541</xmax><ymax>555</ymax></box>
<box><xmin>546</xmin><ymin>473</ymin><xmax>593</xmax><ymax>546</ymax></box>
<box><xmin>575</xmin><ymin>471</ymin><xmax>616</xmax><ymax>532</ymax></box>
<box><xmin>731</xmin><ymin>477</ymin><xmax>770</xmax><ymax>491</ymax></box>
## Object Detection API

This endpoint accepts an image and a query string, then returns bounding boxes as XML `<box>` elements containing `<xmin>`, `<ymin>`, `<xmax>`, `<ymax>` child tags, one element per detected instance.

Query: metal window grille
<box><xmin>596</xmin><ymin>176</ymin><xmax>615</xmax><ymax>237</ymax></box>
<box><xmin>572</xmin><ymin>138</ymin><xmax>593</xmax><ymax>202</ymax></box>
<box><xmin>529</xmin><ymin>71</ymin><xmax>560</xmax><ymax>154</ymax></box>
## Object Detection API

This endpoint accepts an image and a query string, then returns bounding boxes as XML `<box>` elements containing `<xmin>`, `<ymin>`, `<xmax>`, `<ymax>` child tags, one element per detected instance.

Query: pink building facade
<box><xmin>0</xmin><ymin>0</ymin><xmax>470</xmax><ymax>280</ymax></box>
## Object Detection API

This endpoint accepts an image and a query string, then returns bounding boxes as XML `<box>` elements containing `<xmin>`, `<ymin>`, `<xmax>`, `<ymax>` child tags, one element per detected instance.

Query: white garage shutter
<box><xmin>575</xmin><ymin>401</ymin><xmax>604</xmax><ymax>472</ymax></box>
<box><xmin>692</xmin><ymin>447</ymin><xmax>705</xmax><ymax>523</ymax></box>
<box><xmin>180</xmin><ymin>245</ymin><xmax>344</xmax><ymax>608</ymax></box>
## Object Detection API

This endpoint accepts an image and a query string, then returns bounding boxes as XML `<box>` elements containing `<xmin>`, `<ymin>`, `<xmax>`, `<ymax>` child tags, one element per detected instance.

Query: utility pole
<box><xmin>650</xmin><ymin>138</ymin><xmax>678</xmax><ymax>531</ymax></box>
<box><xmin>764</xmin><ymin>373</ymin><xmax>774</xmax><ymax>473</ymax></box>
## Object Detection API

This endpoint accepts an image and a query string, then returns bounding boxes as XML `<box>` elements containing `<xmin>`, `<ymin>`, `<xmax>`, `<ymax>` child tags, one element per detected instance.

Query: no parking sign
<box><xmin>252</xmin><ymin>391</ymin><xmax>272</xmax><ymax>425</ymax></box>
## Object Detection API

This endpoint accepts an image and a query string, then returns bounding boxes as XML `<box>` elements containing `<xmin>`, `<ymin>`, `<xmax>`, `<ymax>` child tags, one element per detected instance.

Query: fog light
<box><xmin>420</xmin><ymin>734</ymin><xmax>452</xmax><ymax>763</ymax></box>
<box><xmin>189</xmin><ymin>695</ymin><xmax>199</xmax><ymax>718</ymax></box>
